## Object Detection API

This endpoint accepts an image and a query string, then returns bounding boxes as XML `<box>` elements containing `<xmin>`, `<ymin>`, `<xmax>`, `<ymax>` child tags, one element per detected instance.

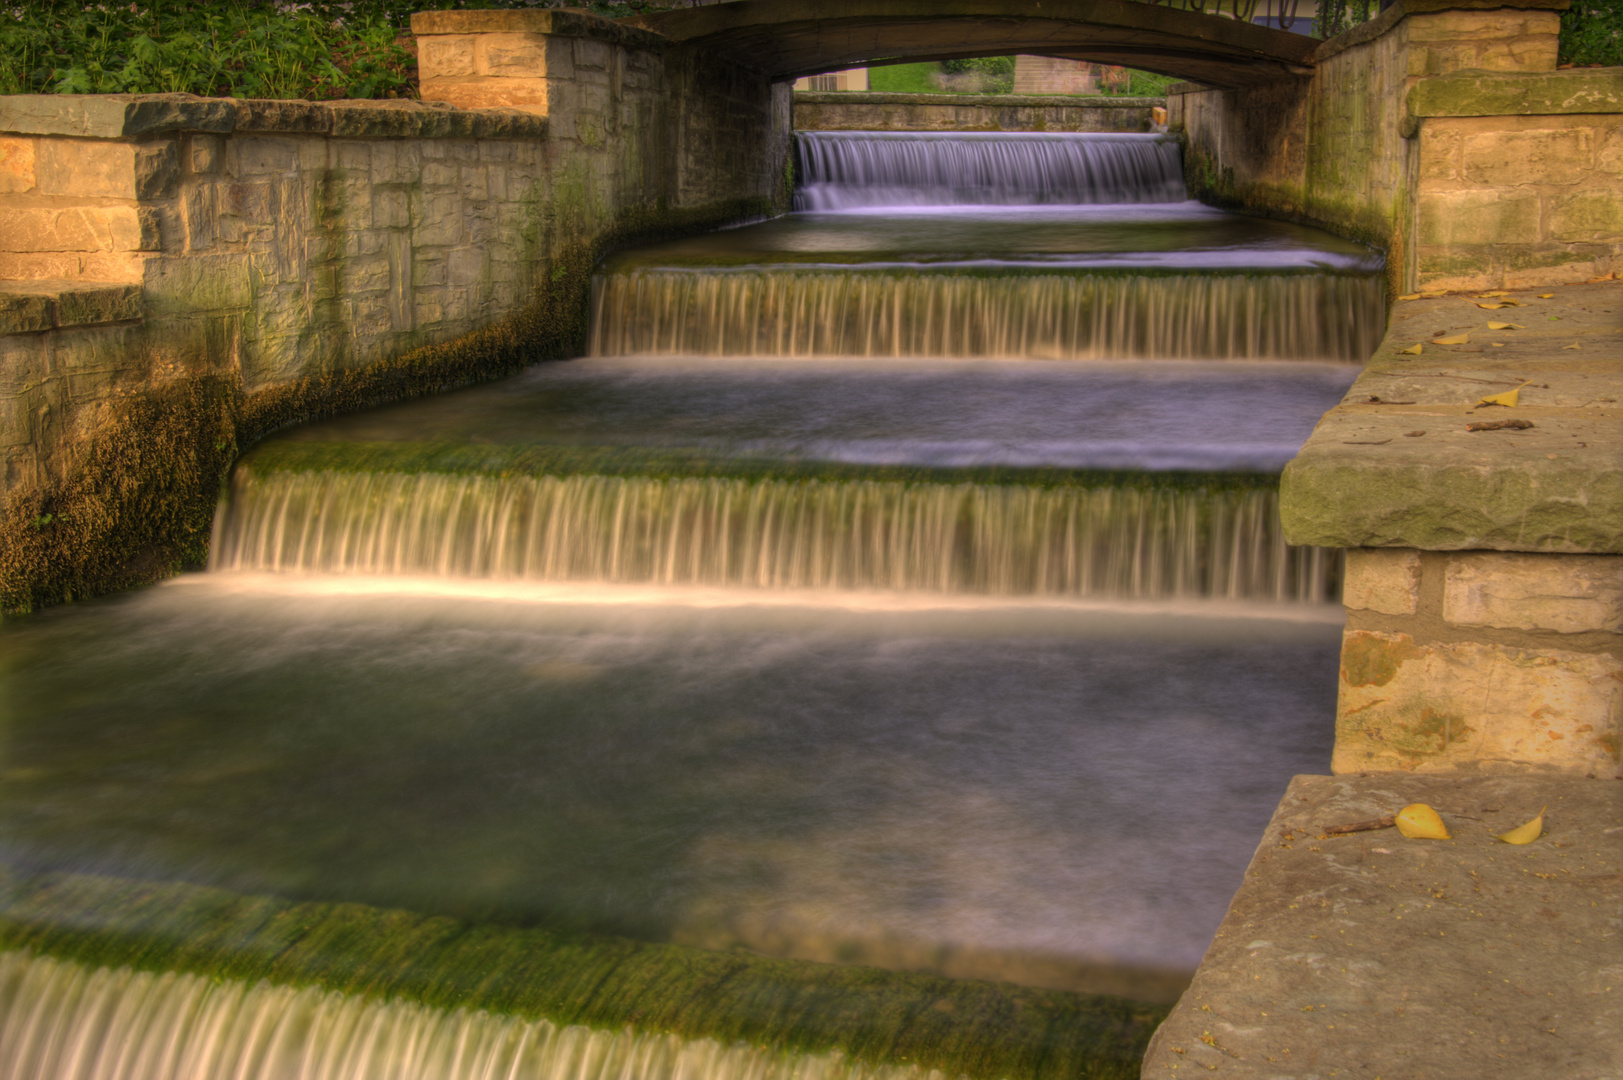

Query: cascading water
<box><xmin>794</xmin><ymin>132</ymin><xmax>1186</xmax><ymax>208</ymax></box>
<box><xmin>0</xmin><ymin>127</ymin><xmax>1380</xmax><ymax>1080</ymax></box>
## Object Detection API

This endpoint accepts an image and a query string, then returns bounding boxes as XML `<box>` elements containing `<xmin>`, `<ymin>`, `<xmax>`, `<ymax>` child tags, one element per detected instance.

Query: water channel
<box><xmin>0</xmin><ymin>131</ymin><xmax>1381</xmax><ymax>1080</ymax></box>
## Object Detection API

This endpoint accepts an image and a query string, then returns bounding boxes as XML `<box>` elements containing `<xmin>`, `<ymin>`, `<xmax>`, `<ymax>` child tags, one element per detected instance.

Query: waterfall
<box><xmin>0</xmin><ymin>951</ymin><xmax>940</xmax><ymax>1080</ymax></box>
<box><xmin>211</xmin><ymin>468</ymin><xmax>1340</xmax><ymax>604</ymax></box>
<box><xmin>589</xmin><ymin>268</ymin><xmax>1384</xmax><ymax>362</ymax></box>
<box><xmin>795</xmin><ymin>132</ymin><xmax>1186</xmax><ymax>209</ymax></box>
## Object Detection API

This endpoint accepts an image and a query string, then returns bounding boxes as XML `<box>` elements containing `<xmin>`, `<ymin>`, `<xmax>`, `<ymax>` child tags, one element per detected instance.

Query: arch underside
<box><xmin>622</xmin><ymin>0</ymin><xmax>1317</xmax><ymax>89</ymax></box>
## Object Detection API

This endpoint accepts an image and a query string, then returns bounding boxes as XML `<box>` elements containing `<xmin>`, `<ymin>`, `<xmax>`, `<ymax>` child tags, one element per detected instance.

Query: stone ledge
<box><xmin>0</xmin><ymin>279</ymin><xmax>142</xmax><ymax>335</ymax></box>
<box><xmin>410</xmin><ymin>9</ymin><xmax>667</xmax><ymax>54</ymax></box>
<box><xmin>1280</xmin><ymin>280</ymin><xmax>1623</xmax><ymax>554</ymax></box>
<box><xmin>1142</xmin><ymin>772</ymin><xmax>1620</xmax><ymax>1079</ymax></box>
<box><xmin>0</xmin><ymin>95</ymin><xmax>549</xmax><ymax>141</ymax></box>
<box><xmin>1408</xmin><ymin>68</ymin><xmax>1623</xmax><ymax>122</ymax></box>
<box><xmin>792</xmin><ymin>92</ymin><xmax>1165</xmax><ymax>108</ymax></box>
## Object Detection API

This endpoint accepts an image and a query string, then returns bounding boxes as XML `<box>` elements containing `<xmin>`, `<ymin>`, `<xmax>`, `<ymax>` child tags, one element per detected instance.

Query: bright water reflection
<box><xmin>0</xmin><ymin>582</ymin><xmax>1338</xmax><ymax>999</ymax></box>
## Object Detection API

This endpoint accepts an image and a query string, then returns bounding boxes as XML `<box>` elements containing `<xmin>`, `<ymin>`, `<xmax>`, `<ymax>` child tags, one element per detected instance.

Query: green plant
<box><xmin>940</xmin><ymin>55</ymin><xmax>1016</xmax><ymax>94</ymax></box>
<box><xmin>1313</xmin><ymin>0</ymin><xmax>1375</xmax><ymax>39</ymax></box>
<box><xmin>1560</xmin><ymin>0</ymin><xmax>1623</xmax><ymax>64</ymax></box>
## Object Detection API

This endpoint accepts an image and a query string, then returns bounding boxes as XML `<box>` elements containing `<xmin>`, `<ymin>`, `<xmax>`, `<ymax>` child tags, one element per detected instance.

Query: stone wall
<box><xmin>0</xmin><ymin>10</ymin><xmax>791</xmax><ymax>612</ymax></box>
<box><xmin>792</xmin><ymin>92</ymin><xmax>1160</xmax><ymax>133</ymax></box>
<box><xmin>1167</xmin><ymin>0</ymin><xmax>1623</xmax><ymax>291</ymax></box>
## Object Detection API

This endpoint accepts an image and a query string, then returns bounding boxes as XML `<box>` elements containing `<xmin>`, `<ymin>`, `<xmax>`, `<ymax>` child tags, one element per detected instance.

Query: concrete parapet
<box><xmin>791</xmin><ymin>91</ymin><xmax>1161</xmax><ymax>133</ymax></box>
<box><xmin>1282</xmin><ymin>281</ymin><xmax>1623</xmax><ymax>779</ymax></box>
<box><xmin>1142</xmin><ymin>772</ymin><xmax>1621</xmax><ymax>1078</ymax></box>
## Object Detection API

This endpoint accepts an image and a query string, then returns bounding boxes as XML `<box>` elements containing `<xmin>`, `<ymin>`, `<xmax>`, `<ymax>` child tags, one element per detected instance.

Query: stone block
<box><xmin>142</xmin><ymin>253</ymin><xmax>253</xmax><ymax>315</ymax></box>
<box><xmin>56</xmin><ymin>284</ymin><xmax>142</xmax><ymax>327</ymax></box>
<box><xmin>372</xmin><ymin>189</ymin><xmax>410</xmax><ymax>230</ymax></box>
<box><xmin>1445</xmin><ymin>552</ymin><xmax>1623</xmax><ymax>633</ymax></box>
<box><xmin>133</xmin><ymin>140</ymin><xmax>179</xmax><ymax>200</ymax></box>
<box><xmin>421</xmin><ymin>161</ymin><xmax>459</xmax><ymax>190</ymax></box>
<box><xmin>0</xmin><ymin>206</ymin><xmax>150</xmax><ymax>253</ymax></box>
<box><xmin>419</xmin><ymin>77</ymin><xmax>552</xmax><ymax>115</ymax></box>
<box><xmin>1417</xmin><ymin>125</ymin><xmax>1460</xmax><ymax>182</ymax></box>
<box><xmin>188</xmin><ymin>134</ymin><xmax>223</xmax><ymax>175</ymax></box>
<box><xmin>34</xmin><ymin>139</ymin><xmax>137</xmax><ymax>198</ymax></box>
<box><xmin>1334</xmin><ymin>631</ymin><xmax>1621</xmax><ymax>776</ymax></box>
<box><xmin>1342</xmin><ymin>548</ymin><xmax>1421</xmax><ymax>615</ymax></box>
<box><xmin>1416</xmin><ymin>188</ymin><xmax>1541</xmax><ymax>247</ymax></box>
<box><xmin>1549</xmin><ymin>192</ymin><xmax>1623</xmax><ymax>243</ymax></box>
<box><xmin>447</xmin><ymin>247</ymin><xmax>485</xmax><ymax>287</ymax></box>
<box><xmin>0</xmin><ymin>137</ymin><xmax>35</xmax><ymax>194</ymax></box>
<box><xmin>1461</xmin><ymin>128</ymin><xmax>1593</xmax><ymax>186</ymax></box>
<box><xmin>418</xmin><ymin>35</ymin><xmax>478</xmax><ymax>80</ymax></box>
<box><xmin>474</xmin><ymin>33</ymin><xmax>551</xmax><ymax>77</ymax></box>
<box><xmin>574</xmin><ymin>37</ymin><xmax>610</xmax><ymax>71</ymax></box>
<box><xmin>0</xmin><ymin>289</ymin><xmax>55</xmax><ymax>335</ymax></box>
<box><xmin>232</xmin><ymin>136</ymin><xmax>301</xmax><ymax>177</ymax></box>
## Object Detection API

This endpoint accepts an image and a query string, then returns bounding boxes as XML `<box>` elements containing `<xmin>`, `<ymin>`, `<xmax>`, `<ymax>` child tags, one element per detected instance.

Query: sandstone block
<box><xmin>1549</xmin><ymin>192</ymin><xmax>1623</xmax><ymax>243</ymax></box>
<box><xmin>0</xmin><ymin>290</ymin><xmax>54</xmax><ymax>335</ymax></box>
<box><xmin>475</xmin><ymin>33</ymin><xmax>551</xmax><ymax>77</ymax></box>
<box><xmin>56</xmin><ymin>284</ymin><xmax>142</xmax><ymax>327</ymax></box>
<box><xmin>1417</xmin><ymin>189</ymin><xmax>1541</xmax><ymax>247</ymax></box>
<box><xmin>189</xmin><ymin>134</ymin><xmax>223</xmax><ymax>175</ymax></box>
<box><xmin>0</xmin><ymin>206</ymin><xmax>151</xmax><ymax>253</ymax></box>
<box><xmin>419</xmin><ymin>77</ymin><xmax>551</xmax><ymax>115</ymax></box>
<box><xmin>574</xmin><ymin>37</ymin><xmax>610</xmax><ymax>71</ymax></box>
<box><xmin>1445</xmin><ymin>552</ymin><xmax>1623</xmax><ymax>634</ymax></box>
<box><xmin>35</xmin><ymin>139</ymin><xmax>135</xmax><ymax>198</ymax></box>
<box><xmin>1417</xmin><ymin>126</ymin><xmax>1460</xmax><ymax>182</ymax></box>
<box><xmin>1461</xmin><ymin>128</ymin><xmax>1593</xmax><ymax>186</ymax></box>
<box><xmin>372</xmin><ymin>189</ymin><xmax>411</xmax><ymax>230</ymax></box>
<box><xmin>142</xmin><ymin>253</ymin><xmax>252</xmax><ymax>315</ymax></box>
<box><xmin>232</xmin><ymin>136</ymin><xmax>301</xmax><ymax>177</ymax></box>
<box><xmin>0</xmin><ymin>137</ymin><xmax>35</xmax><ymax>194</ymax></box>
<box><xmin>418</xmin><ymin>35</ymin><xmax>478</xmax><ymax>80</ymax></box>
<box><xmin>1343</xmin><ymin>548</ymin><xmax>1421</xmax><ymax>615</ymax></box>
<box><xmin>447</xmin><ymin>247</ymin><xmax>485</xmax><ymax>287</ymax></box>
<box><xmin>1334</xmin><ymin>631</ymin><xmax>1621</xmax><ymax>776</ymax></box>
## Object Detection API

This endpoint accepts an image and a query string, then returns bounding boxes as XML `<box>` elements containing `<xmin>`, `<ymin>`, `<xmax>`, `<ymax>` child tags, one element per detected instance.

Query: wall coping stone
<box><xmin>410</xmin><ymin>8</ymin><xmax>668</xmax><ymax>54</ymax></box>
<box><xmin>1280</xmin><ymin>280</ymin><xmax>1623</xmax><ymax>554</ymax></box>
<box><xmin>1312</xmin><ymin>0</ymin><xmax>1569</xmax><ymax>65</ymax></box>
<box><xmin>0</xmin><ymin>94</ymin><xmax>549</xmax><ymax>140</ymax></box>
<box><xmin>1407</xmin><ymin>68</ymin><xmax>1623</xmax><ymax>118</ymax></box>
<box><xmin>792</xmin><ymin>92</ymin><xmax>1164</xmax><ymax>108</ymax></box>
<box><xmin>0</xmin><ymin>280</ymin><xmax>142</xmax><ymax>335</ymax></box>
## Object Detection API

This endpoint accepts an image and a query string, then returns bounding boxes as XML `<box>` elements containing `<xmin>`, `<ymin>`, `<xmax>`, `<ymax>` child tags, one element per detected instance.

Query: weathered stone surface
<box><xmin>411</xmin><ymin>8</ymin><xmax>666</xmax><ymax>55</ymax></box>
<box><xmin>0</xmin><ymin>289</ymin><xmax>54</xmax><ymax>335</ymax></box>
<box><xmin>0</xmin><ymin>280</ymin><xmax>143</xmax><ymax>335</ymax></box>
<box><xmin>1444</xmin><ymin>552</ymin><xmax>1623</xmax><ymax>634</ymax></box>
<box><xmin>0</xmin><ymin>137</ymin><xmax>35</xmax><ymax>194</ymax></box>
<box><xmin>1334</xmin><ymin>631</ymin><xmax>1620</xmax><ymax>775</ymax></box>
<box><xmin>1281</xmin><ymin>282</ymin><xmax>1623</xmax><ymax>553</ymax></box>
<box><xmin>1342</xmin><ymin>547</ymin><xmax>1421</xmax><ymax>615</ymax></box>
<box><xmin>0</xmin><ymin>94</ymin><xmax>235</xmax><ymax>138</ymax></box>
<box><xmin>1143</xmin><ymin>772</ymin><xmax>1622</xmax><ymax>1078</ymax></box>
<box><xmin>1408</xmin><ymin>67</ymin><xmax>1623</xmax><ymax>118</ymax></box>
<box><xmin>0</xmin><ymin>206</ymin><xmax>154</xmax><ymax>253</ymax></box>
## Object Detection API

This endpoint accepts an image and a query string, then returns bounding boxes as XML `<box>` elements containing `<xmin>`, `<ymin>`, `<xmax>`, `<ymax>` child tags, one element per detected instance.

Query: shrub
<box><xmin>1560</xmin><ymin>0</ymin><xmax>1623</xmax><ymax>65</ymax></box>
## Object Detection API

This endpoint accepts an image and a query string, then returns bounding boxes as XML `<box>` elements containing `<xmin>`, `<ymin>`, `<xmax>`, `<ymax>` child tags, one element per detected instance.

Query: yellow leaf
<box><xmin>1486</xmin><ymin>322</ymin><xmax>1523</xmax><ymax>330</ymax></box>
<box><xmin>1563</xmin><ymin>343</ymin><xmax>1582</xmax><ymax>350</ymax></box>
<box><xmin>1477</xmin><ymin>302</ymin><xmax>1509</xmax><ymax>310</ymax></box>
<box><xmin>1478</xmin><ymin>380</ymin><xmax>1530</xmax><ymax>407</ymax></box>
<box><xmin>1395</xmin><ymin>804</ymin><xmax>1450</xmax><ymax>840</ymax></box>
<box><xmin>1494</xmin><ymin>807</ymin><xmax>1545</xmax><ymax>845</ymax></box>
<box><xmin>1538</xmin><ymin>293</ymin><xmax>1555</xmax><ymax>299</ymax></box>
<box><xmin>1397</xmin><ymin>293</ymin><xmax>1421</xmax><ymax>301</ymax></box>
<box><xmin>1401</xmin><ymin>343</ymin><xmax>1423</xmax><ymax>355</ymax></box>
<box><xmin>1477</xmin><ymin>290</ymin><xmax>1510</xmax><ymax>297</ymax></box>
<box><xmin>1433</xmin><ymin>332</ymin><xmax>1471</xmax><ymax>345</ymax></box>
<box><xmin>1491</xmin><ymin>343</ymin><xmax>1505</xmax><ymax>347</ymax></box>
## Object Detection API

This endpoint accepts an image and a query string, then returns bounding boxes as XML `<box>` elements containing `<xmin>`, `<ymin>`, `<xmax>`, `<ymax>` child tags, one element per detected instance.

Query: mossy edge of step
<box><xmin>0</xmin><ymin>868</ymin><xmax>1168</xmax><ymax>1080</ymax></box>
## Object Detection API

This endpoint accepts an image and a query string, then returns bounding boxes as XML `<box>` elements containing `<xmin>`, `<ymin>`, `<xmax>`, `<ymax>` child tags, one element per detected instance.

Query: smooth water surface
<box><xmin>0</xmin><ymin>580</ymin><xmax>1338</xmax><ymax>994</ymax></box>
<box><xmin>279</xmin><ymin>358</ymin><xmax>1358</xmax><ymax>473</ymax></box>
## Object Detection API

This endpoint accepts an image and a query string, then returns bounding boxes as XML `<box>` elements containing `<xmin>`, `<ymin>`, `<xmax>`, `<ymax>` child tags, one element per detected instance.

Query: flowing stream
<box><xmin>0</xmin><ymin>130</ymin><xmax>1380</xmax><ymax>1080</ymax></box>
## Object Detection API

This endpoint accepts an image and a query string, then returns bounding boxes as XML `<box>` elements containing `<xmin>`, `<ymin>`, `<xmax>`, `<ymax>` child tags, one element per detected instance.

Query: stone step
<box><xmin>0</xmin><ymin>279</ymin><xmax>142</xmax><ymax>336</ymax></box>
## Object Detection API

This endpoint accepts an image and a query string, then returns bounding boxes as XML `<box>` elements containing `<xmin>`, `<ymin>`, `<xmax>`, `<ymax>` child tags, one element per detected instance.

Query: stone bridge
<box><xmin>620</xmin><ymin>0</ymin><xmax>1317</xmax><ymax>88</ymax></box>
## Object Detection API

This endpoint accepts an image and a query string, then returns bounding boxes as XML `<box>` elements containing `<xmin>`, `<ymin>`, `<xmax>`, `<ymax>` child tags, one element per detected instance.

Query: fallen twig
<box><xmin>1321</xmin><ymin>814</ymin><xmax>1396</xmax><ymax>836</ymax></box>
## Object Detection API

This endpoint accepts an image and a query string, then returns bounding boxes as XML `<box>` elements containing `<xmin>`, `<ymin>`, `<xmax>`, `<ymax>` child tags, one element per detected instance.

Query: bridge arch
<box><xmin>621</xmin><ymin>0</ymin><xmax>1317</xmax><ymax>90</ymax></box>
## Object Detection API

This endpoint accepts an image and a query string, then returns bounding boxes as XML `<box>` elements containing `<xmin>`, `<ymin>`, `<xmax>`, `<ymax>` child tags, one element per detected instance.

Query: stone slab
<box><xmin>1408</xmin><ymin>69</ymin><xmax>1623</xmax><ymax>119</ymax></box>
<box><xmin>1280</xmin><ymin>280</ymin><xmax>1623</xmax><ymax>554</ymax></box>
<box><xmin>1142</xmin><ymin>772</ymin><xmax>1622</xmax><ymax>1080</ymax></box>
<box><xmin>0</xmin><ymin>94</ymin><xmax>548</xmax><ymax>141</ymax></box>
<box><xmin>0</xmin><ymin>280</ymin><xmax>142</xmax><ymax>336</ymax></box>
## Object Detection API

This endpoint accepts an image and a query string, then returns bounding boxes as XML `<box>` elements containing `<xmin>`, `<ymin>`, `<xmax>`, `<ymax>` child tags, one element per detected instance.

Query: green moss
<box><xmin>0</xmin><ymin>868</ymin><xmax>1166</xmax><ymax>1080</ymax></box>
<box><xmin>241</xmin><ymin>439</ymin><xmax>1285</xmax><ymax>494</ymax></box>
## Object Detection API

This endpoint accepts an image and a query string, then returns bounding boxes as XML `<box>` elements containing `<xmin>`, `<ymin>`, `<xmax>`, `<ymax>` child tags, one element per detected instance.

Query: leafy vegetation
<box><xmin>869</xmin><ymin>58</ymin><xmax>1173</xmax><ymax>97</ymax></box>
<box><xmin>1312</xmin><ymin>0</ymin><xmax>1375</xmax><ymax>40</ymax></box>
<box><xmin>1560</xmin><ymin>0</ymin><xmax>1623</xmax><ymax>65</ymax></box>
<box><xmin>0</xmin><ymin>0</ymin><xmax>700</xmax><ymax>99</ymax></box>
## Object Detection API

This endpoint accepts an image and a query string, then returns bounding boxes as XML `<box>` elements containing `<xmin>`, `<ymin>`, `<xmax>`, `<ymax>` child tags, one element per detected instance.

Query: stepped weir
<box><xmin>0</xmin><ymin>127</ymin><xmax>1380</xmax><ymax>1080</ymax></box>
